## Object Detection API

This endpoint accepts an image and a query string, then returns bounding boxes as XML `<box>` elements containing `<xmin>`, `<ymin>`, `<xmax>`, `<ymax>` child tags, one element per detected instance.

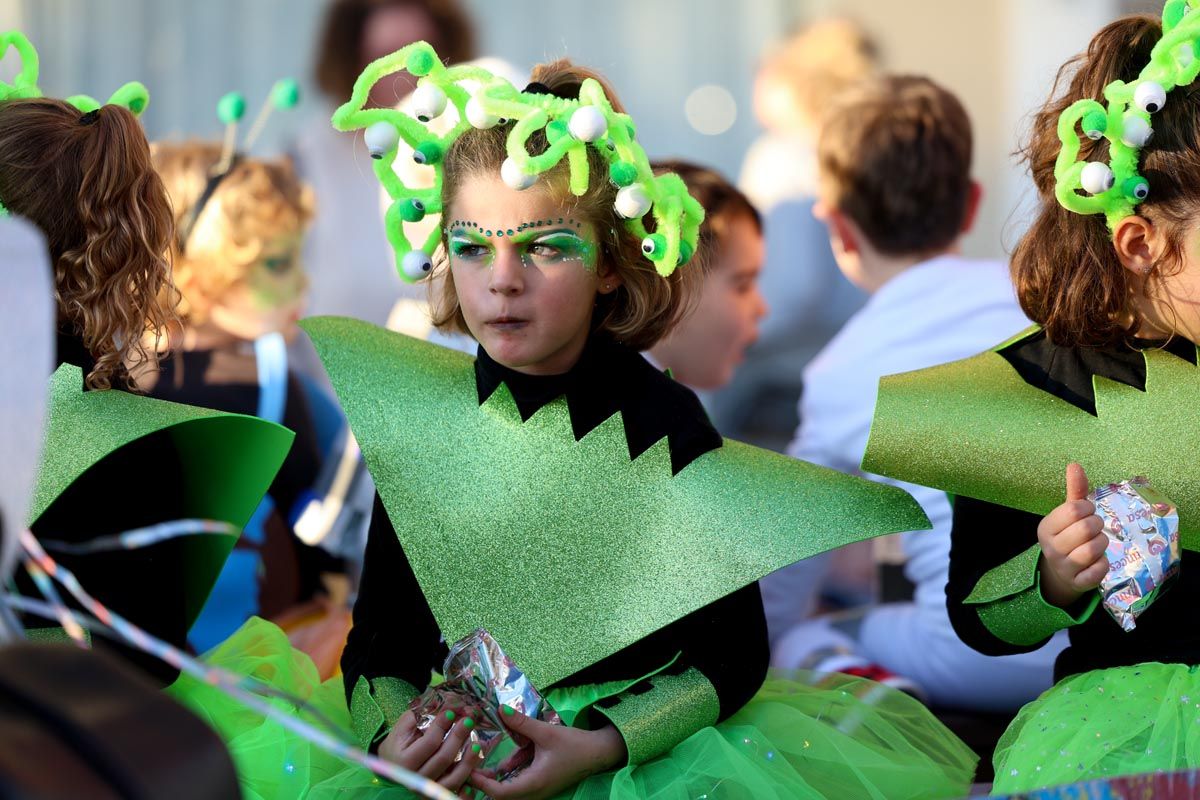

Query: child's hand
<box><xmin>467</xmin><ymin>708</ymin><xmax>626</xmax><ymax>800</ymax></box>
<box><xmin>1037</xmin><ymin>462</ymin><xmax>1109</xmax><ymax>607</ymax></box>
<box><xmin>378</xmin><ymin>706</ymin><xmax>483</xmax><ymax>793</ymax></box>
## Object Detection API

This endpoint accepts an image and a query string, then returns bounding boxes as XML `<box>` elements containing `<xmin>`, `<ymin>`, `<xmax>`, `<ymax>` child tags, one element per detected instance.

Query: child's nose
<box><xmin>488</xmin><ymin>248</ymin><xmax>525</xmax><ymax>295</ymax></box>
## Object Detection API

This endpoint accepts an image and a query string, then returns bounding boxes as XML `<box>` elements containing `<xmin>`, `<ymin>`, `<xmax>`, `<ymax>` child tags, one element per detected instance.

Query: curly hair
<box><xmin>430</xmin><ymin>60</ymin><xmax>701</xmax><ymax>351</ymax></box>
<box><xmin>1012</xmin><ymin>14</ymin><xmax>1200</xmax><ymax>347</ymax></box>
<box><xmin>150</xmin><ymin>141</ymin><xmax>314</xmax><ymax>325</ymax></box>
<box><xmin>0</xmin><ymin>98</ymin><xmax>176</xmax><ymax>389</ymax></box>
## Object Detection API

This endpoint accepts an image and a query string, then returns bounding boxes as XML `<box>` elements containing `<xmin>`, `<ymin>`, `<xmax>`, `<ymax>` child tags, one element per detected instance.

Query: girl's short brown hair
<box><xmin>0</xmin><ymin>98</ymin><xmax>175</xmax><ymax>389</ymax></box>
<box><xmin>429</xmin><ymin>60</ymin><xmax>700</xmax><ymax>351</ymax></box>
<box><xmin>314</xmin><ymin>0</ymin><xmax>476</xmax><ymax>103</ymax></box>
<box><xmin>151</xmin><ymin>141</ymin><xmax>314</xmax><ymax>324</ymax></box>
<box><xmin>1013</xmin><ymin>14</ymin><xmax>1200</xmax><ymax>347</ymax></box>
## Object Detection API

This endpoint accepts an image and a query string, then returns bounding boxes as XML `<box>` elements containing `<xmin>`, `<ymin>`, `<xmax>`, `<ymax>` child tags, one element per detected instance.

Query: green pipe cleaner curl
<box><xmin>1055</xmin><ymin>0</ymin><xmax>1200</xmax><ymax>228</ymax></box>
<box><xmin>331</xmin><ymin>41</ymin><xmax>704</xmax><ymax>283</ymax></box>
<box><xmin>0</xmin><ymin>31</ymin><xmax>151</xmax><ymax>216</ymax></box>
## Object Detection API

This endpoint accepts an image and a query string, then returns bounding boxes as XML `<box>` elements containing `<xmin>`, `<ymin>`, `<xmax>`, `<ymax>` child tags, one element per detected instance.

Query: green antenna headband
<box><xmin>331</xmin><ymin>41</ymin><xmax>704</xmax><ymax>283</ymax></box>
<box><xmin>1</xmin><ymin>31</ymin><xmax>151</xmax><ymax>217</ymax></box>
<box><xmin>1055</xmin><ymin>0</ymin><xmax>1200</xmax><ymax>228</ymax></box>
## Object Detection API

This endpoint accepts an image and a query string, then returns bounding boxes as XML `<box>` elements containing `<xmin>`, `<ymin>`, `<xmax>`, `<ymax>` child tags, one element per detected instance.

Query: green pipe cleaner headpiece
<box><xmin>1054</xmin><ymin>0</ymin><xmax>1200</xmax><ymax>228</ymax></box>
<box><xmin>1</xmin><ymin>30</ymin><xmax>151</xmax><ymax>113</ymax></box>
<box><xmin>331</xmin><ymin>41</ymin><xmax>704</xmax><ymax>283</ymax></box>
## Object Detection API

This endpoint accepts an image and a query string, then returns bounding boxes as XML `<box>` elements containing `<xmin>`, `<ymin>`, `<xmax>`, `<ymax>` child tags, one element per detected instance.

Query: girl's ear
<box><xmin>1112</xmin><ymin>215</ymin><xmax>1162</xmax><ymax>277</ymax></box>
<box><xmin>598</xmin><ymin>270</ymin><xmax>622</xmax><ymax>294</ymax></box>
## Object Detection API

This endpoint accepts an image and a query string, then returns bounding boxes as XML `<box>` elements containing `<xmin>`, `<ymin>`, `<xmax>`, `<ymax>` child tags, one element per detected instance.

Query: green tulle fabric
<box><xmin>170</xmin><ymin>619</ymin><xmax>976</xmax><ymax>799</ymax></box>
<box><xmin>993</xmin><ymin>662</ymin><xmax>1200</xmax><ymax>793</ymax></box>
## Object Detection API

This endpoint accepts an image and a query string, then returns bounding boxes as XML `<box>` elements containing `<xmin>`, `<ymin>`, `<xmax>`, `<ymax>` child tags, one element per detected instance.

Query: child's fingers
<box><xmin>379</xmin><ymin>710</ymin><xmax>419</xmax><ymax>762</ymax></box>
<box><xmin>1073</xmin><ymin>555</ymin><xmax>1110</xmax><ymax>590</ymax></box>
<box><xmin>1039</xmin><ymin>500</ymin><xmax>1096</xmax><ymax>542</ymax></box>
<box><xmin>468</xmin><ymin>770</ymin><xmax>512</xmax><ymax>799</ymax></box>
<box><xmin>1066</xmin><ymin>531</ymin><xmax>1109</xmax><ymax>571</ymax></box>
<box><xmin>420</xmin><ymin>716</ymin><xmax>474</xmax><ymax>779</ymax></box>
<box><xmin>397</xmin><ymin>710</ymin><xmax>458</xmax><ymax>769</ymax></box>
<box><xmin>1046</xmin><ymin>513</ymin><xmax>1099</xmax><ymax>556</ymax></box>
<box><xmin>1065</xmin><ymin>462</ymin><xmax>1089</xmax><ymax>502</ymax></box>
<box><xmin>440</xmin><ymin>741</ymin><xmax>485</xmax><ymax>790</ymax></box>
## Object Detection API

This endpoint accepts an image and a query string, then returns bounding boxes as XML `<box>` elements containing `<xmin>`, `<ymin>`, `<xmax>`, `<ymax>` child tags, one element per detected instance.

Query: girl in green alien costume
<box><xmin>229</xmin><ymin>44</ymin><xmax>976</xmax><ymax>800</ymax></box>
<box><xmin>862</xmin><ymin>1</ymin><xmax>1200</xmax><ymax>791</ymax></box>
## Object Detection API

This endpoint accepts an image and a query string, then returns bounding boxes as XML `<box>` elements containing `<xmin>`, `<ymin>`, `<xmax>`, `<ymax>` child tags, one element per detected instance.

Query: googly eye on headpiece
<box><xmin>331</xmin><ymin>41</ymin><xmax>705</xmax><ymax>283</ymax></box>
<box><xmin>0</xmin><ymin>30</ymin><xmax>154</xmax><ymax>217</ymax></box>
<box><xmin>1054</xmin><ymin>0</ymin><xmax>1200</xmax><ymax>228</ymax></box>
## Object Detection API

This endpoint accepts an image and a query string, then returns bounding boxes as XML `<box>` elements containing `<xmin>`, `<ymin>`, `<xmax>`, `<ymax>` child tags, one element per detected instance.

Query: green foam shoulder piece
<box><xmin>863</xmin><ymin>326</ymin><xmax>1200</xmax><ymax>551</ymax></box>
<box><xmin>33</xmin><ymin>364</ymin><xmax>294</xmax><ymax>625</ymax></box>
<box><xmin>302</xmin><ymin>316</ymin><xmax>930</xmax><ymax>688</ymax></box>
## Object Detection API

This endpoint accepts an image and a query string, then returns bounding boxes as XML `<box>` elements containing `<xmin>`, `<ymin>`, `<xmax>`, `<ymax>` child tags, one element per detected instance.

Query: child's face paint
<box><xmin>447</xmin><ymin>219</ymin><xmax>598</xmax><ymax>271</ymax></box>
<box><xmin>208</xmin><ymin>234</ymin><xmax>309</xmax><ymax>342</ymax></box>
<box><xmin>445</xmin><ymin>173</ymin><xmax>617</xmax><ymax>376</ymax></box>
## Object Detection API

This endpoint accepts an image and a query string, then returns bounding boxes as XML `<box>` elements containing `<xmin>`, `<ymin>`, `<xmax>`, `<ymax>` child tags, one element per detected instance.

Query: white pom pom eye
<box><xmin>1121</xmin><ymin>115</ymin><xmax>1153</xmax><ymax>148</ymax></box>
<box><xmin>1134</xmin><ymin>81</ymin><xmax>1167</xmax><ymax>114</ymax></box>
<box><xmin>411</xmin><ymin>84</ymin><xmax>448</xmax><ymax>122</ymax></box>
<box><xmin>466</xmin><ymin>96</ymin><xmax>499</xmax><ymax>129</ymax></box>
<box><xmin>401</xmin><ymin>249</ymin><xmax>434</xmax><ymax>281</ymax></box>
<box><xmin>568</xmin><ymin>106</ymin><xmax>608</xmax><ymax>142</ymax></box>
<box><xmin>501</xmin><ymin>157</ymin><xmax>537</xmax><ymax>190</ymax></box>
<box><xmin>364</xmin><ymin>121</ymin><xmax>401</xmax><ymax>159</ymax></box>
<box><xmin>614</xmin><ymin>184</ymin><xmax>652</xmax><ymax>219</ymax></box>
<box><xmin>1081</xmin><ymin>162</ymin><xmax>1116</xmax><ymax>195</ymax></box>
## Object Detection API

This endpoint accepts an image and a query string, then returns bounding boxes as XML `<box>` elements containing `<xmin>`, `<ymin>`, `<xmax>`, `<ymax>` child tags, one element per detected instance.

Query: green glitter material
<box><xmin>975</xmin><ymin>570</ymin><xmax>1100</xmax><ymax>647</ymax></box>
<box><xmin>863</xmin><ymin>326</ymin><xmax>1200</xmax><ymax>551</ymax></box>
<box><xmin>1053</xmin><ymin>1</ymin><xmax>1200</xmax><ymax>228</ymax></box>
<box><xmin>33</xmin><ymin>364</ymin><xmax>292</xmax><ymax>626</ymax></box>
<box><xmin>330</xmin><ymin>41</ymin><xmax>703</xmax><ymax>282</ymax></box>
<box><xmin>303</xmin><ymin>316</ymin><xmax>930</xmax><ymax>688</ymax></box>
<box><xmin>966</xmin><ymin>543</ymin><xmax>1043</xmax><ymax>604</ymax></box>
<box><xmin>350</xmin><ymin>674</ymin><xmax>419</xmax><ymax>748</ymax></box>
<box><xmin>593</xmin><ymin>668</ymin><xmax>719</xmax><ymax>766</ymax></box>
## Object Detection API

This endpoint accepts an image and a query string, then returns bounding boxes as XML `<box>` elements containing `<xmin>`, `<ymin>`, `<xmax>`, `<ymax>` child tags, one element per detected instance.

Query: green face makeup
<box><xmin>447</xmin><ymin>218</ymin><xmax>598</xmax><ymax>271</ymax></box>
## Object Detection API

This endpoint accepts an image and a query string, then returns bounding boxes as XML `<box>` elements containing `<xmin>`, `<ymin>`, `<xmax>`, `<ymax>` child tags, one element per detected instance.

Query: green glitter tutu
<box><xmin>993</xmin><ymin>662</ymin><xmax>1200</xmax><ymax>793</ymax></box>
<box><xmin>170</xmin><ymin>619</ymin><xmax>976</xmax><ymax>799</ymax></box>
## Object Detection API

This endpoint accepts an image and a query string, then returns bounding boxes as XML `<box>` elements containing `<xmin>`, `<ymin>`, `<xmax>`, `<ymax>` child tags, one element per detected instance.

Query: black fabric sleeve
<box><xmin>946</xmin><ymin>496</ymin><xmax>1055</xmax><ymax>656</ymax></box>
<box><xmin>340</xmin><ymin>492</ymin><xmax>445</xmax><ymax>706</ymax></box>
<box><xmin>682</xmin><ymin>582</ymin><xmax>770</xmax><ymax>721</ymax></box>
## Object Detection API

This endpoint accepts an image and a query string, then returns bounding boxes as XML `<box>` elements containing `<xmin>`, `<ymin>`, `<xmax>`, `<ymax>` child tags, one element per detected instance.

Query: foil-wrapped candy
<box><xmin>1091</xmin><ymin>477</ymin><xmax>1180</xmax><ymax>632</ymax></box>
<box><xmin>408</xmin><ymin>629</ymin><xmax>560</xmax><ymax>779</ymax></box>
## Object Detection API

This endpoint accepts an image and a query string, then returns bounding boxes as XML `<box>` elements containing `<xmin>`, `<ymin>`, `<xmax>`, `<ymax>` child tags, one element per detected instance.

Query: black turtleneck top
<box><xmin>341</xmin><ymin>335</ymin><xmax>769</xmax><ymax>722</ymax></box>
<box><xmin>948</xmin><ymin>329</ymin><xmax>1200</xmax><ymax>682</ymax></box>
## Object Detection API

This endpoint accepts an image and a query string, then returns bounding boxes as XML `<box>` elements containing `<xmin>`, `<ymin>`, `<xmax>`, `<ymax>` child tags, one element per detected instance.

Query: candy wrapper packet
<box><xmin>1091</xmin><ymin>477</ymin><xmax>1180</xmax><ymax>632</ymax></box>
<box><xmin>407</xmin><ymin>629</ymin><xmax>560</xmax><ymax>779</ymax></box>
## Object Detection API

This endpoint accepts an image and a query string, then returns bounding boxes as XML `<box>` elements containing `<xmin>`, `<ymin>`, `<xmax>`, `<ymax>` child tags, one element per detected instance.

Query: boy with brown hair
<box><xmin>763</xmin><ymin>75</ymin><xmax>1063</xmax><ymax>713</ymax></box>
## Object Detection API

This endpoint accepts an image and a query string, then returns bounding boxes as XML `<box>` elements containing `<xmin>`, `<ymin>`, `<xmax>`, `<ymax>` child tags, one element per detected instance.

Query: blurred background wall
<box><xmin>0</xmin><ymin>0</ymin><xmax>1156</xmax><ymax>261</ymax></box>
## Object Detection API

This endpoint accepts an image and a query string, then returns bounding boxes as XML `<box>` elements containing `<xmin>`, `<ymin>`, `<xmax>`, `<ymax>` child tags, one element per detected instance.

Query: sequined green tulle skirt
<box><xmin>168</xmin><ymin>618</ymin><xmax>977</xmax><ymax>800</ymax></box>
<box><xmin>993</xmin><ymin>662</ymin><xmax>1200</xmax><ymax>793</ymax></box>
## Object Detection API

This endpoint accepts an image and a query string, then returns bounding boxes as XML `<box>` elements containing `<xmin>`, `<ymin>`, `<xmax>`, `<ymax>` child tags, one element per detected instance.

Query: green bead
<box><xmin>626</xmin><ymin>123</ymin><xmax>637</xmax><ymax>140</ymax></box>
<box><xmin>678</xmin><ymin>240</ymin><xmax>694</xmax><ymax>265</ymax></box>
<box><xmin>413</xmin><ymin>141</ymin><xmax>442</xmax><ymax>166</ymax></box>
<box><xmin>1123</xmin><ymin>175</ymin><xmax>1150</xmax><ymax>201</ymax></box>
<box><xmin>641</xmin><ymin>233</ymin><xmax>667</xmax><ymax>261</ymax></box>
<box><xmin>398</xmin><ymin>198</ymin><xmax>426</xmax><ymax>222</ymax></box>
<box><xmin>407</xmin><ymin>49</ymin><xmax>436</xmax><ymax>77</ymax></box>
<box><xmin>217</xmin><ymin>92</ymin><xmax>246</xmax><ymax>124</ymax></box>
<box><xmin>272</xmin><ymin>79</ymin><xmax>301</xmax><ymax>109</ymax></box>
<box><xmin>1082</xmin><ymin>109</ymin><xmax>1108</xmax><ymax>140</ymax></box>
<box><xmin>610</xmin><ymin>161</ymin><xmax>638</xmax><ymax>187</ymax></box>
<box><xmin>1165</xmin><ymin>0</ymin><xmax>1187</xmax><ymax>30</ymax></box>
<box><xmin>546</xmin><ymin>119</ymin><xmax>570</xmax><ymax>144</ymax></box>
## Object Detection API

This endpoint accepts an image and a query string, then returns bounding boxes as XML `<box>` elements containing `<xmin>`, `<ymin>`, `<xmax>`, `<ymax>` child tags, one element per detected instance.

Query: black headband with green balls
<box><xmin>331</xmin><ymin>41</ymin><xmax>704</xmax><ymax>283</ymax></box>
<box><xmin>0</xmin><ymin>31</ymin><xmax>151</xmax><ymax>216</ymax></box>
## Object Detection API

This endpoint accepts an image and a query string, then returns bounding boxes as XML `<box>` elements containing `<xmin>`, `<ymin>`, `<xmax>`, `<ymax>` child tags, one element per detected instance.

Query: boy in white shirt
<box><xmin>764</xmin><ymin>75</ymin><xmax>1066</xmax><ymax>712</ymax></box>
